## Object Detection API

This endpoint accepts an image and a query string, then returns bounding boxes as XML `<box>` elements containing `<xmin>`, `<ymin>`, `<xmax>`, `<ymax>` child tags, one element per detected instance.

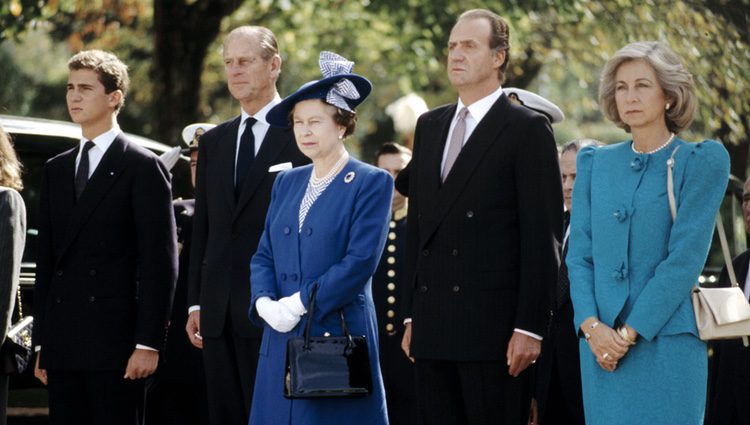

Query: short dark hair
<box><xmin>68</xmin><ymin>50</ymin><xmax>129</xmax><ymax>112</ymax></box>
<box><xmin>333</xmin><ymin>108</ymin><xmax>357</xmax><ymax>138</ymax></box>
<box><xmin>457</xmin><ymin>9</ymin><xmax>511</xmax><ymax>83</ymax></box>
<box><xmin>375</xmin><ymin>142</ymin><xmax>412</xmax><ymax>163</ymax></box>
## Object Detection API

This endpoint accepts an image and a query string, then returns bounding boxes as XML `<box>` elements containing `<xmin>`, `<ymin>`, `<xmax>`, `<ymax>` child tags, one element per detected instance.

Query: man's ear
<box><xmin>270</xmin><ymin>54</ymin><xmax>282</xmax><ymax>79</ymax></box>
<box><xmin>108</xmin><ymin>90</ymin><xmax>123</xmax><ymax>109</ymax></box>
<box><xmin>494</xmin><ymin>49</ymin><xmax>506</xmax><ymax>70</ymax></box>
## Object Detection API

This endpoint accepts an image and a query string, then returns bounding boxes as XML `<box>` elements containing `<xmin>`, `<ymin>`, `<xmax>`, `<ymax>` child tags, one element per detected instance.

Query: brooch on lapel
<box><xmin>344</xmin><ymin>171</ymin><xmax>355</xmax><ymax>183</ymax></box>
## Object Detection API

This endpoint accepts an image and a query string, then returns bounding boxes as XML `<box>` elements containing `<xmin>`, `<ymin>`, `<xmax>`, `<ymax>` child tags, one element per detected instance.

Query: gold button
<box><xmin>387</xmin><ymin>244</ymin><xmax>396</xmax><ymax>253</ymax></box>
<box><xmin>387</xmin><ymin>270</ymin><xmax>396</xmax><ymax>278</ymax></box>
<box><xmin>386</xmin><ymin>324</ymin><xmax>394</xmax><ymax>332</ymax></box>
<box><xmin>387</xmin><ymin>257</ymin><xmax>395</xmax><ymax>264</ymax></box>
<box><xmin>387</xmin><ymin>283</ymin><xmax>396</xmax><ymax>291</ymax></box>
<box><xmin>387</xmin><ymin>296</ymin><xmax>396</xmax><ymax>304</ymax></box>
<box><xmin>390</xmin><ymin>221</ymin><xmax>397</xmax><ymax>229</ymax></box>
<box><xmin>387</xmin><ymin>310</ymin><xmax>395</xmax><ymax>318</ymax></box>
<box><xmin>388</xmin><ymin>232</ymin><xmax>396</xmax><ymax>240</ymax></box>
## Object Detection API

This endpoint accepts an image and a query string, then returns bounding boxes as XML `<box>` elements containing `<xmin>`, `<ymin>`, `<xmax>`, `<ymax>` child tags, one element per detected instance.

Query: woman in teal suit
<box><xmin>247</xmin><ymin>52</ymin><xmax>391</xmax><ymax>425</ymax></box>
<box><xmin>567</xmin><ymin>41</ymin><xmax>729</xmax><ymax>424</ymax></box>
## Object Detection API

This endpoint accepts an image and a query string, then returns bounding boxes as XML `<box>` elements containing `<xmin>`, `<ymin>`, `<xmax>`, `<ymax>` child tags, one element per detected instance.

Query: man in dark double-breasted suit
<box><xmin>706</xmin><ymin>176</ymin><xmax>750</xmax><ymax>425</ymax></box>
<box><xmin>400</xmin><ymin>9</ymin><xmax>563</xmax><ymax>425</ymax></box>
<box><xmin>33</xmin><ymin>50</ymin><xmax>177</xmax><ymax>425</ymax></box>
<box><xmin>185</xmin><ymin>26</ymin><xmax>308</xmax><ymax>425</ymax></box>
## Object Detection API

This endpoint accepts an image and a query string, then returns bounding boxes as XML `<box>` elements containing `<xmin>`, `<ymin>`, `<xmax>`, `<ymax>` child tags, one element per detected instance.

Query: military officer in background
<box><xmin>148</xmin><ymin>123</ymin><xmax>214</xmax><ymax>425</ymax></box>
<box><xmin>373</xmin><ymin>142</ymin><xmax>422</xmax><ymax>425</ymax></box>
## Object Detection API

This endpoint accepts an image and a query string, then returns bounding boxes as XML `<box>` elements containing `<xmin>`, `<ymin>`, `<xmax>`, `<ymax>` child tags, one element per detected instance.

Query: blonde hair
<box><xmin>598</xmin><ymin>41</ymin><xmax>696</xmax><ymax>134</ymax></box>
<box><xmin>0</xmin><ymin>126</ymin><xmax>23</xmax><ymax>191</ymax></box>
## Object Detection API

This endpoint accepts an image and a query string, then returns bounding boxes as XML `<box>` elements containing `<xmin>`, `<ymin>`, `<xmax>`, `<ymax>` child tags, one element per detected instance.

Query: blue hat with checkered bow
<box><xmin>267</xmin><ymin>51</ymin><xmax>372</xmax><ymax>127</ymax></box>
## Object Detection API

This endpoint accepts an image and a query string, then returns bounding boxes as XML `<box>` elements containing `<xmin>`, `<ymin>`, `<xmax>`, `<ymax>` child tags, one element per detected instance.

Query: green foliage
<box><xmin>1</xmin><ymin>0</ymin><xmax>748</xmax><ymax>165</ymax></box>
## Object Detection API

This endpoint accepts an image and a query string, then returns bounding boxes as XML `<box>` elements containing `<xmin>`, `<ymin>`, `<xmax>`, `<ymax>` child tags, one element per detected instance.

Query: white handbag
<box><xmin>667</xmin><ymin>145</ymin><xmax>750</xmax><ymax>346</ymax></box>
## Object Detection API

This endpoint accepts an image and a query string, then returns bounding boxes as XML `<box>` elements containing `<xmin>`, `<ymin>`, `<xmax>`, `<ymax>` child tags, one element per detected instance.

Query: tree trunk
<box><xmin>152</xmin><ymin>0</ymin><xmax>241</xmax><ymax>146</ymax></box>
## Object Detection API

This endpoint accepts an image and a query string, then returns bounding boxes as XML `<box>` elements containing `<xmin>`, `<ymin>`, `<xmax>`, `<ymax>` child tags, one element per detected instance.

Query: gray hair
<box><xmin>224</xmin><ymin>26</ymin><xmax>279</xmax><ymax>62</ymax></box>
<box><xmin>598</xmin><ymin>41</ymin><xmax>696</xmax><ymax>134</ymax></box>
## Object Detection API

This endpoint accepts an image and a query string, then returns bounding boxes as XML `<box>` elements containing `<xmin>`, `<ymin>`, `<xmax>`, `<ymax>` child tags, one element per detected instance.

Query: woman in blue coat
<box><xmin>247</xmin><ymin>52</ymin><xmax>391</xmax><ymax>425</ymax></box>
<box><xmin>567</xmin><ymin>41</ymin><xmax>729</xmax><ymax>424</ymax></box>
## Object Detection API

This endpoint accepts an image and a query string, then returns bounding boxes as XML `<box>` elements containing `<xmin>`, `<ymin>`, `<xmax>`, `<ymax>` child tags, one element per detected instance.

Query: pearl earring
<box><xmin>338</xmin><ymin>134</ymin><xmax>344</xmax><ymax>140</ymax></box>
<box><xmin>665</xmin><ymin>103</ymin><xmax>670</xmax><ymax>110</ymax></box>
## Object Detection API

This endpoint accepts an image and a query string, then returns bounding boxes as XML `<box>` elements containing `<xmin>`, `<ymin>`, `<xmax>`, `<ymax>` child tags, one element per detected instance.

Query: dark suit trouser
<box><xmin>415</xmin><ymin>359</ymin><xmax>531</xmax><ymax>425</ymax></box>
<box><xmin>0</xmin><ymin>374</ymin><xmax>7</xmax><ymax>425</ymax></box>
<box><xmin>539</xmin><ymin>356</ymin><xmax>584</xmax><ymax>425</ymax></box>
<box><xmin>202</xmin><ymin>317</ymin><xmax>260</xmax><ymax>425</ymax></box>
<box><xmin>47</xmin><ymin>370</ymin><xmax>144</xmax><ymax>425</ymax></box>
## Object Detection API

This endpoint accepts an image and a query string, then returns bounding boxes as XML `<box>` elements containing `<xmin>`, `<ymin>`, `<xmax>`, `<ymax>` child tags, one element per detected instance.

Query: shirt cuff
<box><xmin>136</xmin><ymin>344</ymin><xmax>158</xmax><ymax>352</ymax></box>
<box><xmin>514</xmin><ymin>328</ymin><xmax>543</xmax><ymax>341</ymax></box>
<box><xmin>403</xmin><ymin>318</ymin><xmax>412</xmax><ymax>325</ymax></box>
<box><xmin>188</xmin><ymin>305</ymin><xmax>200</xmax><ymax>314</ymax></box>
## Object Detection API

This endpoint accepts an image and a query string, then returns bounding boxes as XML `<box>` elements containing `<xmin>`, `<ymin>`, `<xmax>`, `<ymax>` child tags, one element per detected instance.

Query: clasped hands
<box><xmin>581</xmin><ymin>317</ymin><xmax>637</xmax><ymax>372</ymax></box>
<box><xmin>256</xmin><ymin>292</ymin><xmax>307</xmax><ymax>333</ymax></box>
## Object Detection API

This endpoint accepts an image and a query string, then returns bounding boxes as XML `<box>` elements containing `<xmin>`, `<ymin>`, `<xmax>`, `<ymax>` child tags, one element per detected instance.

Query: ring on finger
<box><xmin>602</xmin><ymin>352</ymin><xmax>610</xmax><ymax>360</ymax></box>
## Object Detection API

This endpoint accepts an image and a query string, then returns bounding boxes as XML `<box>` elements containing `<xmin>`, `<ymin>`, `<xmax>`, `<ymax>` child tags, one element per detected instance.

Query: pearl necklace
<box><xmin>631</xmin><ymin>132</ymin><xmax>675</xmax><ymax>154</ymax></box>
<box><xmin>310</xmin><ymin>151</ymin><xmax>349</xmax><ymax>187</ymax></box>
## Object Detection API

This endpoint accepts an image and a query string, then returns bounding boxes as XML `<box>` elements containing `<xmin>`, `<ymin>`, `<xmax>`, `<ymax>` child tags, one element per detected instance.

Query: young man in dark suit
<box><xmin>32</xmin><ymin>49</ymin><xmax>177</xmax><ymax>425</ymax></box>
<box><xmin>184</xmin><ymin>26</ymin><xmax>308</xmax><ymax>425</ymax></box>
<box><xmin>400</xmin><ymin>9</ymin><xmax>563</xmax><ymax>425</ymax></box>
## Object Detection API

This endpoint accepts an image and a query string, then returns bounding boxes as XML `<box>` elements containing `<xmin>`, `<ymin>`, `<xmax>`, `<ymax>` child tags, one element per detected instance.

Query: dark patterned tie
<box><xmin>235</xmin><ymin>117</ymin><xmax>257</xmax><ymax>199</ymax></box>
<box><xmin>75</xmin><ymin>140</ymin><xmax>96</xmax><ymax>200</ymax></box>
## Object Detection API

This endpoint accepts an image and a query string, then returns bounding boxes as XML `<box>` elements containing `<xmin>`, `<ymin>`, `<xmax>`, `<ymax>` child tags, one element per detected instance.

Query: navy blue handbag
<box><xmin>284</xmin><ymin>286</ymin><xmax>372</xmax><ymax>398</ymax></box>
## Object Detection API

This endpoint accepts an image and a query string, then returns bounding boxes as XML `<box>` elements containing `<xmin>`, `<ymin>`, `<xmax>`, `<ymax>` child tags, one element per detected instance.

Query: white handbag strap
<box><xmin>667</xmin><ymin>145</ymin><xmax>738</xmax><ymax>288</ymax></box>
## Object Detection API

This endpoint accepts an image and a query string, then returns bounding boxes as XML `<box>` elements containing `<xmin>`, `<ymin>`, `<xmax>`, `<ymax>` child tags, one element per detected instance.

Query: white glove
<box><xmin>278</xmin><ymin>292</ymin><xmax>307</xmax><ymax>316</ymax></box>
<box><xmin>255</xmin><ymin>297</ymin><xmax>301</xmax><ymax>333</ymax></box>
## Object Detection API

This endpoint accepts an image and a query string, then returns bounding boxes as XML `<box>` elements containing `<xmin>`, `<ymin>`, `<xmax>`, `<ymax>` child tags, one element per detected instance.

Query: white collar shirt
<box><xmin>234</xmin><ymin>94</ymin><xmax>282</xmax><ymax>173</ymax></box>
<box><xmin>440</xmin><ymin>85</ymin><xmax>504</xmax><ymax>173</ymax></box>
<box><xmin>75</xmin><ymin>126</ymin><xmax>121</xmax><ymax>178</ymax></box>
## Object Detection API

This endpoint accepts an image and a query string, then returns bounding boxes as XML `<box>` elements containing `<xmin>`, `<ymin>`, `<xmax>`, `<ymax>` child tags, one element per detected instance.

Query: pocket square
<box><xmin>268</xmin><ymin>162</ymin><xmax>293</xmax><ymax>172</ymax></box>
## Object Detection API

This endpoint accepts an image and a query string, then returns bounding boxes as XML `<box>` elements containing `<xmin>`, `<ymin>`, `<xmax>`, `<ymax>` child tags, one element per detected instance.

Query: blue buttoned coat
<box><xmin>248</xmin><ymin>158</ymin><xmax>392</xmax><ymax>425</ymax></box>
<box><xmin>567</xmin><ymin>139</ymin><xmax>729</xmax><ymax>424</ymax></box>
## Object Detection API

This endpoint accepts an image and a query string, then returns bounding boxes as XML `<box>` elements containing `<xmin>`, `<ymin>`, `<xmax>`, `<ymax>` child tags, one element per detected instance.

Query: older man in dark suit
<box><xmin>185</xmin><ymin>26</ymin><xmax>308</xmax><ymax>425</ymax></box>
<box><xmin>33</xmin><ymin>50</ymin><xmax>177</xmax><ymax>425</ymax></box>
<box><xmin>400</xmin><ymin>9</ymin><xmax>563</xmax><ymax>425</ymax></box>
<box><xmin>706</xmin><ymin>176</ymin><xmax>750</xmax><ymax>425</ymax></box>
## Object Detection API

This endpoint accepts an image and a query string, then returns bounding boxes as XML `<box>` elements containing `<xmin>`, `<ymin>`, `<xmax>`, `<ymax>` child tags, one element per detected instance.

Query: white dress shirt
<box><xmin>440</xmin><ymin>86</ymin><xmax>504</xmax><ymax>175</ymax></box>
<box><xmin>233</xmin><ymin>95</ymin><xmax>282</xmax><ymax>184</ymax></box>
<box><xmin>75</xmin><ymin>126</ymin><xmax>121</xmax><ymax>177</ymax></box>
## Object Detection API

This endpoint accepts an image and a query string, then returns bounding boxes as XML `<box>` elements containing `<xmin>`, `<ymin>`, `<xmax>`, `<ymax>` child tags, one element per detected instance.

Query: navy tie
<box><xmin>75</xmin><ymin>140</ymin><xmax>96</xmax><ymax>200</ymax></box>
<box><xmin>235</xmin><ymin>117</ymin><xmax>257</xmax><ymax>199</ymax></box>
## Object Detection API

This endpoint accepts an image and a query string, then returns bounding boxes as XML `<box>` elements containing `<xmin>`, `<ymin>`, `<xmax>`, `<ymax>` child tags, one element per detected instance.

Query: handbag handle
<box><xmin>667</xmin><ymin>145</ymin><xmax>738</xmax><ymax>288</ymax></box>
<box><xmin>667</xmin><ymin>146</ymin><xmax>748</xmax><ymax>346</ymax></box>
<box><xmin>302</xmin><ymin>284</ymin><xmax>355</xmax><ymax>350</ymax></box>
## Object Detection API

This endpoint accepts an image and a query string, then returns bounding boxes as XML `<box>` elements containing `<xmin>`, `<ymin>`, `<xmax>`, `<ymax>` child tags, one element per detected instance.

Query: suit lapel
<box><xmin>52</xmin><ymin>149</ymin><xmax>78</xmax><ymax>260</ymax></box>
<box><xmin>59</xmin><ymin>135</ymin><xmax>128</xmax><ymax>259</ymax></box>
<box><xmin>220</xmin><ymin>117</ymin><xmax>241</xmax><ymax>210</ymax></box>
<box><xmin>419</xmin><ymin>95</ymin><xmax>513</xmax><ymax>246</ymax></box>
<box><xmin>418</xmin><ymin>106</ymin><xmax>456</xmax><ymax>221</ymax></box>
<box><xmin>233</xmin><ymin>126</ymin><xmax>292</xmax><ymax>221</ymax></box>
